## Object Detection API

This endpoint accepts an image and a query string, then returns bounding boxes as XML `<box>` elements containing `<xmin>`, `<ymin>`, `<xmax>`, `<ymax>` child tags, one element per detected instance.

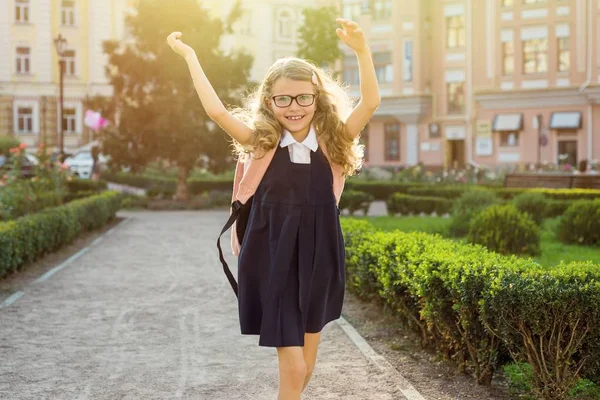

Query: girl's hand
<box><xmin>167</xmin><ymin>31</ymin><xmax>195</xmax><ymax>59</ymax></box>
<box><xmin>335</xmin><ymin>18</ymin><xmax>368</xmax><ymax>53</ymax></box>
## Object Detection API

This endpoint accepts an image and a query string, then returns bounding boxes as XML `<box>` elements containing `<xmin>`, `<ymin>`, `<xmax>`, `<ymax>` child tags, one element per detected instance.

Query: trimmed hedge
<box><xmin>511</xmin><ymin>192</ymin><xmax>547</xmax><ymax>226</ymax></box>
<box><xmin>340</xmin><ymin>218</ymin><xmax>600</xmax><ymax>395</ymax></box>
<box><xmin>558</xmin><ymin>199</ymin><xmax>600</xmax><ymax>246</ymax></box>
<box><xmin>449</xmin><ymin>189</ymin><xmax>500</xmax><ymax>237</ymax></box>
<box><xmin>495</xmin><ymin>187</ymin><xmax>600</xmax><ymax>201</ymax></box>
<box><xmin>406</xmin><ymin>186</ymin><xmax>478</xmax><ymax>199</ymax></box>
<box><xmin>0</xmin><ymin>191</ymin><xmax>123</xmax><ymax>278</ymax></box>
<box><xmin>468</xmin><ymin>204</ymin><xmax>540</xmax><ymax>256</ymax></box>
<box><xmin>387</xmin><ymin>193</ymin><xmax>453</xmax><ymax>216</ymax></box>
<box><xmin>339</xmin><ymin>190</ymin><xmax>374</xmax><ymax>216</ymax></box>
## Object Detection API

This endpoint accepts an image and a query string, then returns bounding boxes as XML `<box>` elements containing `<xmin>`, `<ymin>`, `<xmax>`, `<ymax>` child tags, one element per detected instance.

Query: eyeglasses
<box><xmin>271</xmin><ymin>94</ymin><xmax>316</xmax><ymax>108</ymax></box>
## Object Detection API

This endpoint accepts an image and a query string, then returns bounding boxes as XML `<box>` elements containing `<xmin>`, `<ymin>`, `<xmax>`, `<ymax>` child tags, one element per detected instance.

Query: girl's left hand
<box><xmin>336</xmin><ymin>18</ymin><xmax>368</xmax><ymax>53</ymax></box>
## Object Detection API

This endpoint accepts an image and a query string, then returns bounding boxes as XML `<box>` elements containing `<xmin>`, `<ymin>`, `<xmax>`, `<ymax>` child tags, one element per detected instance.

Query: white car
<box><xmin>63</xmin><ymin>151</ymin><xmax>108</xmax><ymax>179</ymax></box>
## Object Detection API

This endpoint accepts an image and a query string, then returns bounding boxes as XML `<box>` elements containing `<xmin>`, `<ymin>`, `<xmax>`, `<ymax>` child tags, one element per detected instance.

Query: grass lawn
<box><xmin>345</xmin><ymin>215</ymin><xmax>600</xmax><ymax>268</ymax></box>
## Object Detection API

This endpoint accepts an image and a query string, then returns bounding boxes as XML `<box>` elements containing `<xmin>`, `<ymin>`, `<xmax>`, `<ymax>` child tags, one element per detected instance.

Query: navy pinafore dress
<box><xmin>237</xmin><ymin>141</ymin><xmax>346</xmax><ymax>347</ymax></box>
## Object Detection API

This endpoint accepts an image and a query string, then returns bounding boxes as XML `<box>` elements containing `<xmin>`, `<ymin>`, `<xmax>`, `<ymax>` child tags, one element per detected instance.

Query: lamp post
<box><xmin>53</xmin><ymin>33</ymin><xmax>67</xmax><ymax>162</ymax></box>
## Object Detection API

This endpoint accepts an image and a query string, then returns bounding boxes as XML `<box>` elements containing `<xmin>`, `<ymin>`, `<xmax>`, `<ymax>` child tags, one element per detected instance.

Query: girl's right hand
<box><xmin>167</xmin><ymin>31</ymin><xmax>195</xmax><ymax>59</ymax></box>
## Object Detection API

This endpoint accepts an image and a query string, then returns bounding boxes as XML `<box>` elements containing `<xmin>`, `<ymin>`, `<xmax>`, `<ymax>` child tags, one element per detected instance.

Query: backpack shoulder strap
<box><xmin>216</xmin><ymin>146</ymin><xmax>278</xmax><ymax>298</ymax></box>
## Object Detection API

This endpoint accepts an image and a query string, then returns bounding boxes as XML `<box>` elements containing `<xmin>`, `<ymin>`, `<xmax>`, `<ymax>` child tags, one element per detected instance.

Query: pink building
<box><xmin>341</xmin><ymin>0</ymin><xmax>600</xmax><ymax>170</ymax></box>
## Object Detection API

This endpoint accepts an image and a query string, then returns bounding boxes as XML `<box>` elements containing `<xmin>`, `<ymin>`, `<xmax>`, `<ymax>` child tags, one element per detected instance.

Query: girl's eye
<box><xmin>298</xmin><ymin>95</ymin><xmax>311</xmax><ymax>101</ymax></box>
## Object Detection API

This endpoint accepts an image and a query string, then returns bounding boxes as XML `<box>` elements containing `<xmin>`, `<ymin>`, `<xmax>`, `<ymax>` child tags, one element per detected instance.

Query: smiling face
<box><xmin>267</xmin><ymin>77</ymin><xmax>317</xmax><ymax>134</ymax></box>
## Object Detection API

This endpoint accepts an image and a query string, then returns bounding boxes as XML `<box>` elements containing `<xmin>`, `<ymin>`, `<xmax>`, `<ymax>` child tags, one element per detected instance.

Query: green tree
<box><xmin>97</xmin><ymin>0</ymin><xmax>252</xmax><ymax>200</ymax></box>
<box><xmin>297</xmin><ymin>7</ymin><xmax>343</xmax><ymax>71</ymax></box>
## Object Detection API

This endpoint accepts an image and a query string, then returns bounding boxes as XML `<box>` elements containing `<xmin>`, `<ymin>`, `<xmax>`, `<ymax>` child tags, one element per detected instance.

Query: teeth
<box><xmin>287</xmin><ymin>116</ymin><xmax>303</xmax><ymax>120</ymax></box>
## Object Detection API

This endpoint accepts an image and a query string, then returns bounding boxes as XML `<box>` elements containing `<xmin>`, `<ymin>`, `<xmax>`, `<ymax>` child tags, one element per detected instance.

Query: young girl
<box><xmin>168</xmin><ymin>18</ymin><xmax>380</xmax><ymax>399</ymax></box>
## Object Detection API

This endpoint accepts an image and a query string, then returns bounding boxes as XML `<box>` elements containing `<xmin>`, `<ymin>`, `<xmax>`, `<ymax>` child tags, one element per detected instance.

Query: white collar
<box><xmin>279</xmin><ymin>125</ymin><xmax>318</xmax><ymax>152</ymax></box>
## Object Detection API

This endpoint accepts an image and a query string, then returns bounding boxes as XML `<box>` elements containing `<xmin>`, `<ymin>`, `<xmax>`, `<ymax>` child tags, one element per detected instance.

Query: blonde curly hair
<box><xmin>229</xmin><ymin>57</ymin><xmax>365</xmax><ymax>177</ymax></box>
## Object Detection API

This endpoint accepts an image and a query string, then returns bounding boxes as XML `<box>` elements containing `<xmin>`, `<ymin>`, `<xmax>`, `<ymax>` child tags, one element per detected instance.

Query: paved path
<box><xmin>0</xmin><ymin>210</ymin><xmax>422</xmax><ymax>400</ymax></box>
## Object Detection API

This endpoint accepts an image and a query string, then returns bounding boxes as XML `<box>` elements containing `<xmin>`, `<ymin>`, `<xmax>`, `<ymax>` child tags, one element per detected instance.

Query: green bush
<box><xmin>406</xmin><ymin>186</ymin><xmax>471</xmax><ymax>199</ymax></box>
<box><xmin>495</xmin><ymin>188</ymin><xmax>600</xmax><ymax>201</ymax></box>
<box><xmin>340</xmin><ymin>219</ymin><xmax>600</xmax><ymax>394</ymax></box>
<box><xmin>0</xmin><ymin>191</ymin><xmax>123</xmax><ymax>278</ymax></box>
<box><xmin>545</xmin><ymin>199</ymin><xmax>572</xmax><ymax>218</ymax></box>
<box><xmin>483</xmin><ymin>262</ymin><xmax>600</xmax><ymax>399</ymax></box>
<box><xmin>0</xmin><ymin>135</ymin><xmax>20</xmax><ymax>154</ymax></box>
<box><xmin>387</xmin><ymin>193</ymin><xmax>453</xmax><ymax>216</ymax></box>
<box><xmin>468</xmin><ymin>204</ymin><xmax>540</xmax><ymax>256</ymax></box>
<box><xmin>511</xmin><ymin>192</ymin><xmax>548</xmax><ymax>225</ymax></box>
<box><xmin>339</xmin><ymin>190</ymin><xmax>374</xmax><ymax>216</ymax></box>
<box><xmin>344</xmin><ymin>181</ymin><xmax>421</xmax><ymax>200</ymax></box>
<box><xmin>448</xmin><ymin>189</ymin><xmax>500</xmax><ymax>237</ymax></box>
<box><xmin>558</xmin><ymin>199</ymin><xmax>600</xmax><ymax>246</ymax></box>
<box><xmin>503</xmin><ymin>362</ymin><xmax>534</xmax><ymax>399</ymax></box>
<box><xmin>65</xmin><ymin>178</ymin><xmax>107</xmax><ymax>193</ymax></box>
<box><xmin>0</xmin><ymin>180</ymin><xmax>67</xmax><ymax>221</ymax></box>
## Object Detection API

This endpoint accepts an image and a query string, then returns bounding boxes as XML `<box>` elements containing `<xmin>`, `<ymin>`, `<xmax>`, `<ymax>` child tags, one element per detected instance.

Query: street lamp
<box><xmin>53</xmin><ymin>33</ymin><xmax>67</xmax><ymax>162</ymax></box>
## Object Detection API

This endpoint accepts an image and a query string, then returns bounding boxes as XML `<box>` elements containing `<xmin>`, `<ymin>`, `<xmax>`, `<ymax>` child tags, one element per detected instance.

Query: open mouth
<box><xmin>285</xmin><ymin>115</ymin><xmax>305</xmax><ymax>121</ymax></box>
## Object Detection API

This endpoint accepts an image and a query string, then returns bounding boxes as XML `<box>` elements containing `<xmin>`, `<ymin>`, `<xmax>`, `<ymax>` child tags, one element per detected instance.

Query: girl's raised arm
<box><xmin>335</xmin><ymin>19</ymin><xmax>381</xmax><ymax>140</ymax></box>
<box><xmin>167</xmin><ymin>32</ymin><xmax>253</xmax><ymax>145</ymax></box>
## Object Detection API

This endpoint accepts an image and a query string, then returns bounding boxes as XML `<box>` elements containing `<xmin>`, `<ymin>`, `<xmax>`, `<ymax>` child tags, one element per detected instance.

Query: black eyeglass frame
<box><xmin>270</xmin><ymin>93</ymin><xmax>317</xmax><ymax>108</ymax></box>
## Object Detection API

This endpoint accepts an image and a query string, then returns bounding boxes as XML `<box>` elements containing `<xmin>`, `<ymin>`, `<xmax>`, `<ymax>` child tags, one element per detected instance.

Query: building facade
<box><xmin>342</xmin><ymin>0</ymin><xmax>600</xmax><ymax>169</ymax></box>
<box><xmin>204</xmin><ymin>0</ymin><xmax>336</xmax><ymax>83</ymax></box>
<box><xmin>0</xmin><ymin>0</ymin><xmax>134</xmax><ymax>153</ymax></box>
<box><xmin>0</xmin><ymin>0</ymin><xmax>336</xmax><ymax>154</ymax></box>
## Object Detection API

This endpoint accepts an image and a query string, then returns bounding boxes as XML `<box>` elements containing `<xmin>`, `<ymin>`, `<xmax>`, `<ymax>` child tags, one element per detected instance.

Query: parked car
<box><xmin>0</xmin><ymin>153</ymin><xmax>35</xmax><ymax>179</ymax></box>
<box><xmin>63</xmin><ymin>150</ymin><xmax>108</xmax><ymax>179</ymax></box>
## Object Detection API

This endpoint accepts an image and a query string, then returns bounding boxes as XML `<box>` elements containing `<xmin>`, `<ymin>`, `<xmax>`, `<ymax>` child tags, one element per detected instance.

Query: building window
<box><xmin>372</xmin><ymin>0</ymin><xmax>392</xmax><ymax>20</ymax></box>
<box><xmin>446</xmin><ymin>15</ymin><xmax>465</xmax><ymax>49</ymax></box>
<box><xmin>342</xmin><ymin>0</ymin><xmax>362</xmax><ymax>22</ymax></box>
<box><xmin>277</xmin><ymin>9</ymin><xmax>294</xmax><ymax>40</ymax></box>
<box><xmin>403</xmin><ymin>39</ymin><xmax>413</xmax><ymax>82</ymax></box>
<box><xmin>359</xmin><ymin>125</ymin><xmax>369</xmax><ymax>162</ymax></box>
<box><xmin>558</xmin><ymin>37</ymin><xmax>570</xmax><ymax>72</ymax></box>
<box><xmin>63</xmin><ymin>49</ymin><xmax>76</xmax><ymax>76</ymax></box>
<box><xmin>524</xmin><ymin>0</ymin><xmax>546</xmax><ymax>4</ymax></box>
<box><xmin>343</xmin><ymin>56</ymin><xmax>359</xmax><ymax>85</ymax></box>
<box><xmin>16</xmin><ymin>47</ymin><xmax>31</xmax><ymax>74</ymax></box>
<box><xmin>15</xmin><ymin>0</ymin><xmax>30</xmax><ymax>23</ymax></box>
<box><xmin>523</xmin><ymin>38</ymin><xmax>547</xmax><ymax>74</ymax></box>
<box><xmin>374</xmin><ymin>52</ymin><xmax>393</xmax><ymax>83</ymax></box>
<box><xmin>63</xmin><ymin>108</ymin><xmax>77</xmax><ymax>133</ymax></box>
<box><xmin>384</xmin><ymin>123</ymin><xmax>400</xmax><ymax>161</ymax></box>
<box><xmin>500</xmin><ymin>132</ymin><xmax>519</xmax><ymax>147</ymax></box>
<box><xmin>502</xmin><ymin>41</ymin><xmax>514</xmax><ymax>75</ymax></box>
<box><xmin>61</xmin><ymin>0</ymin><xmax>76</xmax><ymax>26</ymax></box>
<box><xmin>447</xmin><ymin>82</ymin><xmax>465</xmax><ymax>114</ymax></box>
<box><xmin>17</xmin><ymin>107</ymin><xmax>33</xmax><ymax>133</ymax></box>
<box><xmin>502</xmin><ymin>0</ymin><xmax>514</xmax><ymax>6</ymax></box>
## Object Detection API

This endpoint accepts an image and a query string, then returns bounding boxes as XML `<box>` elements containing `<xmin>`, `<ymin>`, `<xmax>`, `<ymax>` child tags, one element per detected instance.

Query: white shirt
<box><xmin>279</xmin><ymin>125</ymin><xmax>318</xmax><ymax>164</ymax></box>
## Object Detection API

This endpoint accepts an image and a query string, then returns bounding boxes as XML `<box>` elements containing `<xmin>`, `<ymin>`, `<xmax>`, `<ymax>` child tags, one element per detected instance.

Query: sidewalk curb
<box><xmin>336</xmin><ymin>316</ymin><xmax>427</xmax><ymax>400</ymax></box>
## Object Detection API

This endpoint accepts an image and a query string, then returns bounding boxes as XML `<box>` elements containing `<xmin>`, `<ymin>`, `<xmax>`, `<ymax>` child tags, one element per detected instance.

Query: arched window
<box><xmin>277</xmin><ymin>8</ymin><xmax>295</xmax><ymax>40</ymax></box>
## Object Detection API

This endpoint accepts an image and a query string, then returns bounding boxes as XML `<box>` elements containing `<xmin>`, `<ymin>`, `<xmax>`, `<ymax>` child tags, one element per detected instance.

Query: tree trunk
<box><xmin>175</xmin><ymin>164</ymin><xmax>190</xmax><ymax>201</ymax></box>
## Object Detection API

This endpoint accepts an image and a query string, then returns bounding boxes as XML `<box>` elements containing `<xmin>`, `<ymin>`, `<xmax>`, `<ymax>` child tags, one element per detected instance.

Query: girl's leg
<box><xmin>276</xmin><ymin>346</ymin><xmax>306</xmax><ymax>400</ymax></box>
<box><xmin>301</xmin><ymin>331</ymin><xmax>322</xmax><ymax>392</ymax></box>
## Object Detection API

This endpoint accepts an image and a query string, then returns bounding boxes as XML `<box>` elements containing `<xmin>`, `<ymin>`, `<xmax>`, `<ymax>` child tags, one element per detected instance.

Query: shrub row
<box><xmin>559</xmin><ymin>199</ymin><xmax>600</xmax><ymax>246</ymax></box>
<box><xmin>0</xmin><ymin>191</ymin><xmax>123</xmax><ymax>278</ymax></box>
<box><xmin>0</xmin><ymin>178</ymin><xmax>107</xmax><ymax>221</ymax></box>
<box><xmin>338</xmin><ymin>190</ymin><xmax>374</xmax><ymax>215</ymax></box>
<box><xmin>104</xmin><ymin>171</ymin><xmax>600</xmax><ymax>203</ymax></box>
<box><xmin>387</xmin><ymin>193</ymin><xmax>453</xmax><ymax>216</ymax></box>
<box><xmin>101</xmin><ymin>172</ymin><xmax>232</xmax><ymax>194</ymax></box>
<box><xmin>340</xmin><ymin>218</ymin><xmax>600</xmax><ymax>398</ymax></box>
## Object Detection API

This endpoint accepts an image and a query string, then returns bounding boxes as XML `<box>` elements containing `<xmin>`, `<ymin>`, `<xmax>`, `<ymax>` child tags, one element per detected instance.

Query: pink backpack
<box><xmin>217</xmin><ymin>136</ymin><xmax>346</xmax><ymax>297</ymax></box>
